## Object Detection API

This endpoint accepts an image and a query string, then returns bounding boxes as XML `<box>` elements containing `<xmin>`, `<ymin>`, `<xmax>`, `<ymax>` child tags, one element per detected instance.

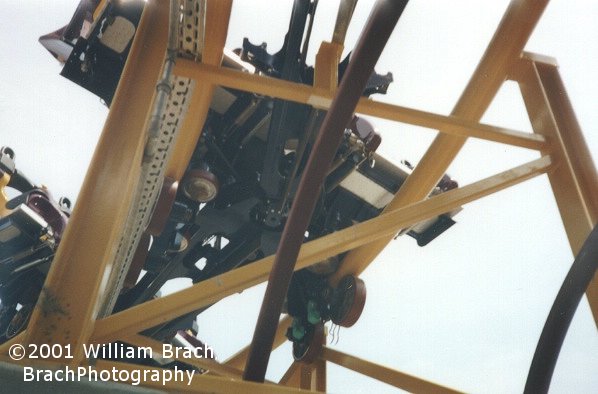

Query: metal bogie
<box><xmin>1</xmin><ymin>0</ymin><xmax>595</xmax><ymax>392</ymax></box>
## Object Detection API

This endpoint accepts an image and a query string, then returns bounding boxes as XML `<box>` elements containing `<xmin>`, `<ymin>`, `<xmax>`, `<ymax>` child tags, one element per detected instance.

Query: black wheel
<box><xmin>0</xmin><ymin>305</ymin><xmax>17</xmax><ymax>339</ymax></box>
<box><xmin>6</xmin><ymin>303</ymin><xmax>33</xmax><ymax>339</ymax></box>
<box><xmin>293</xmin><ymin>322</ymin><xmax>324</xmax><ymax>364</ymax></box>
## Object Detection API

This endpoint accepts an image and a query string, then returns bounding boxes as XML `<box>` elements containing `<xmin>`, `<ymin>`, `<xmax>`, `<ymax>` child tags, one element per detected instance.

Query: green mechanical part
<box><xmin>307</xmin><ymin>299</ymin><xmax>321</xmax><ymax>325</ymax></box>
<box><xmin>291</xmin><ymin>318</ymin><xmax>306</xmax><ymax>341</ymax></box>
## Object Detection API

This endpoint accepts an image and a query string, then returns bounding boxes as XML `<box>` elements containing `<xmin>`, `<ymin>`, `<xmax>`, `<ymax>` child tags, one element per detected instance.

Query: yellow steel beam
<box><xmin>314</xmin><ymin>41</ymin><xmax>343</xmax><ymax>92</ymax></box>
<box><xmin>279</xmin><ymin>362</ymin><xmax>302</xmax><ymax>387</ymax></box>
<box><xmin>91</xmin><ymin>156</ymin><xmax>552</xmax><ymax>343</ymax></box>
<box><xmin>22</xmin><ymin>0</ymin><xmax>170</xmax><ymax>364</ymax></box>
<box><xmin>521</xmin><ymin>54</ymin><xmax>598</xmax><ymax>225</ymax></box>
<box><xmin>279</xmin><ymin>327</ymin><xmax>325</xmax><ymax>391</ymax></box>
<box><xmin>321</xmin><ymin>347</ymin><xmax>462</xmax><ymax>394</ymax></box>
<box><xmin>512</xmin><ymin>58</ymin><xmax>594</xmax><ymax>256</ymax></box>
<box><xmin>174</xmin><ymin>60</ymin><xmax>546</xmax><ymax>151</ymax></box>
<box><xmin>314</xmin><ymin>357</ymin><xmax>326</xmax><ymax>392</ymax></box>
<box><xmin>330</xmin><ymin>0</ymin><xmax>549</xmax><ymax>285</ymax></box>
<box><xmin>0</xmin><ymin>172</ymin><xmax>10</xmax><ymax>216</ymax></box>
<box><xmin>124</xmin><ymin>333</ymin><xmax>244</xmax><ymax>379</ymax></box>
<box><xmin>93</xmin><ymin>360</ymin><xmax>310</xmax><ymax>393</ymax></box>
<box><xmin>0</xmin><ymin>332</ymin><xmax>22</xmax><ymax>355</ymax></box>
<box><xmin>300</xmin><ymin>364</ymin><xmax>316</xmax><ymax>391</ymax></box>
<box><xmin>278</xmin><ymin>360</ymin><xmax>324</xmax><ymax>392</ymax></box>
<box><xmin>224</xmin><ymin>316</ymin><xmax>293</xmax><ymax>370</ymax></box>
<box><xmin>166</xmin><ymin>0</ymin><xmax>232</xmax><ymax>181</ymax></box>
<box><xmin>513</xmin><ymin>56</ymin><xmax>598</xmax><ymax>325</ymax></box>
<box><xmin>332</xmin><ymin>0</ymin><xmax>358</xmax><ymax>45</ymax></box>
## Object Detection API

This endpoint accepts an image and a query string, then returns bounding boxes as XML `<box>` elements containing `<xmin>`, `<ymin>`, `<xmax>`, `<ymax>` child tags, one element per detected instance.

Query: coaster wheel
<box><xmin>293</xmin><ymin>322</ymin><xmax>324</xmax><ymax>364</ymax></box>
<box><xmin>6</xmin><ymin>303</ymin><xmax>34</xmax><ymax>339</ymax></box>
<box><xmin>330</xmin><ymin>275</ymin><xmax>366</xmax><ymax>327</ymax></box>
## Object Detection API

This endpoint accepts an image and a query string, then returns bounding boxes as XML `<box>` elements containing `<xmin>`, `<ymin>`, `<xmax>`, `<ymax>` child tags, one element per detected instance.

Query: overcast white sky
<box><xmin>1</xmin><ymin>1</ymin><xmax>597</xmax><ymax>393</ymax></box>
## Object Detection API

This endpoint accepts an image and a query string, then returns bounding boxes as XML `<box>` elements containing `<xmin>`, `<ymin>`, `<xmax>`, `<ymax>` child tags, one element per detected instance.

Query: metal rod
<box><xmin>524</xmin><ymin>224</ymin><xmax>598</xmax><ymax>394</ymax></box>
<box><xmin>242</xmin><ymin>0</ymin><xmax>409</xmax><ymax>382</ymax></box>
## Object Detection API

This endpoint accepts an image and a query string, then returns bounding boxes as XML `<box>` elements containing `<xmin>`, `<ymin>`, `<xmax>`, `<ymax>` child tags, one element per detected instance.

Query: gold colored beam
<box><xmin>93</xmin><ymin>360</ymin><xmax>310</xmax><ymax>393</ymax></box>
<box><xmin>332</xmin><ymin>0</ymin><xmax>358</xmax><ymax>45</ymax></box>
<box><xmin>174</xmin><ymin>60</ymin><xmax>546</xmax><ymax>150</ymax></box>
<box><xmin>0</xmin><ymin>332</ymin><xmax>23</xmax><ymax>354</ymax></box>
<box><xmin>517</xmin><ymin>51</ymin><xmax>558</xmax><ymax>68</ymax></box>
<box><xmin>166</xmin><ymin>0</ymin><xmax>232</xmax><ymax>181</ymax></box>
<box><xmin>314</xmin><ymin>357</ymin><xmax>326</xmax><ymax>392</ymax></box>
<box><xmin>277</xmin><ymin>361</ymin><xmax>324</xmax><ymax>392</ymax></box>
<box><xmin>279</xmin><ymin>362</ymin><xmax>302</xmax><ymax>387</ymax></box>
<box><xmin>124</xmin><ymin>333</ymin><xmax>243</xmax><ymax>378</ymax></box>
<box><xmin>23</xmin><ymin>0</ymin><xmax>170</xmax><ymax>364</ymax></box>
<box><xmin>331</xmin><ymin>0</ymin><xmax>550</xmax><ymax>285</ymax></box>
<box><xmin>91</xmin><ymin>156</ymin><xmax>552</xmax><ymax>343</ymax></box>
<box><xmin>300</xmin><ymin>364</ymin><xmax>316</xmax><ymax>391</ymax></box>
<box><xmin>522</xmin><ymin>54</ymin><xmax>598</xmax><ymax>224</ymax></box>
<box><xmin>0</xmin><ymin>172</ymin><xmax>10</xmax><ymax>216</ymax></box>
<box><xmin>314</xmin><ymin>41</ymin><xmax>343</xmax><ymax>92</ymax></box>
<box><xmin>513</xmin><ymin>56</ymin><xmax>598</xmax><ymax>324</ymax></box>
<box><xmin>224</xmin><ymin>316</ymin><xmax>293</xmax><ymax>370</ymax></box>
<box><xmin>321</xmin><ymin>347</ymin><xmax>462</xmax><ymax>394</ymax></box>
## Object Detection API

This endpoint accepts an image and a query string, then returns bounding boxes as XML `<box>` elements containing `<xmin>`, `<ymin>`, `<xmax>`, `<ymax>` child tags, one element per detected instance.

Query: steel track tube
<box><xmin>243</xmin><ymin>0</ymin><xmax>410</xmax><ymax>382</ymax></box>
<box><xmin>524</xmin><ymin>224</ymin><xmax>598</xmax><ymax>393</ymax></box>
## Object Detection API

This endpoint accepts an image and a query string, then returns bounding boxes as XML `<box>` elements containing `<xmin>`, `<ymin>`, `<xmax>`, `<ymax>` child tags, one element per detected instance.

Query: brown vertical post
<box><xmin>243</xmin><ymin>0</ymin><xmax>410</xmax><ymax>382</ymax></box>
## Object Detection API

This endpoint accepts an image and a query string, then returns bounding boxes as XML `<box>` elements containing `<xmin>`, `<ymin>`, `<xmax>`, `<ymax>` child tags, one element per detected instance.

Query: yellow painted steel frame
<box><xmin>0</xmin><ymin>172</ymin><xmax>11</xmax><ymax>216</ymax></box>
<box><xmin>2</xmin><ymin>0</ymin><xmax>597</xmax><ymax>392</ymax></box>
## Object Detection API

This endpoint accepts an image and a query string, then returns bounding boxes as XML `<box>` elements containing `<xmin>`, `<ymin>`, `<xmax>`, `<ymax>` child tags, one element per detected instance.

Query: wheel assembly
<box><xmin>330</xmin><ymin>275</ymin><xmax>366</xmax><ymax>327</ymax></box>
<box><xmin>292</xmin><ymin>321</ymin><xmax>325</xmax><ymax>364</ymax></box>
<box><xmin>6</xmin><ymin>303</ymin><xmax>34</xmax><ymax>339</ymax></box>
<box><xmin>147</xmin><ymin>177</ymin><xmax>178</xmax><ymax>236</ymax></box>
<box><xmin>181</xmin><ymin>168</ymin><xmax>220</xmax><ymax>203</ymax></box>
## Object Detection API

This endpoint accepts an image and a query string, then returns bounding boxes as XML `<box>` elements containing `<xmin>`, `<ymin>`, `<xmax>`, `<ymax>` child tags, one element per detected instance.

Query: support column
<box><xmin>167</xmin><ymin>0</ymin><xmax>232</xmax><ymax>180</ymax></box>
<box><xmin>513</xmin><ymin>54</ymin><xmax>598</xmax><ymax>325</ymax></box>
<box><xmin>331</xmin><ymin>0</ymin><xmax>550</xmax><ymax>285</ymax></box>
<box><xmin>314</xmin><ymin>355</ymin><xmax>327</xmax><ymax>391</ymax></box>
<box><xmin>243</xmin><ymin>1</ymin><xmax>410</xmax><ymax>382</ymax></box>
<box><xmin>23</xmin><ymin>0</ymin><xmax>170</xmax><ymax>364</ymax></box>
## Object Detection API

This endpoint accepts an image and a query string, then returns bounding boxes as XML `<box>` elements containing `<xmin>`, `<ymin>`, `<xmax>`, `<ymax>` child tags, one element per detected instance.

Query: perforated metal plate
<box><xmin>99</xmin><ymin>77</ymin><xmax>195</xmax><ymax>316</ymax></box>
<box><xmin>178</xmin><ymin>0</ymin><xmax>206</xmax><ymax>61</ymax></box>
<box><xmin>98</xmin><ymin>0</ymin><xmax>205</xmax><ymax>316</ymax></box>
